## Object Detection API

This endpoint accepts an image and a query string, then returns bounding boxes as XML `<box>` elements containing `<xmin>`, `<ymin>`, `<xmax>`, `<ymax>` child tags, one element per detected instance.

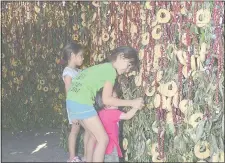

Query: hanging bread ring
<box><xmin>124</xmin><ymin>151</ymin><xmax>128</xmax><ymax>161</ymax></box>
<box><xmin>110</xmin><ymin>29</ymin><xmax>116</xmax><ymax>45</ymax></box>
<box><xmin>166</xmin><ymin>81</ymin><xmax>178</xmax><ymax>97</ymax></box>
<box><xmin>158</xmin><ymin>81</ymin><xmax>178</xmax><ymax>97</ymax></box>
<box><xmin>134</xmin><ymin>70</ymin><xmax>143</xmax><ymax>87</ymax></box>
<box><xmin>194</xmin><ymin>141</ymin><xmax>211</xmax><ymax>159</ymax></box>
<box><xmin>191</xmin><ymin>55</ymin><xmax>198</xmax><ymax>71</ymax></box>
<box><xmin>81</xmin><ymin>21</ymin><xmax>86</xmax><ymax>27</ymax></box>
<box><xmin>123</xmin><ymin>138</ymin><xmax>128</xmax><ymax>150</ymax></box>
<box><xmin>92</xmin><ymin>12</ymin><xmax>97</xmax><ymax>22</ymax></box>
<box><xmin>98</xmin><ymin>54</ymin><xmax>105</xmax><ymax>62</ymax></box>
<box><xmin>130</xmin><ymin>23</ymin><xmax>137</xmax><ymax>37</ymax></box>
<box><xmin>166</xmin><ymin>112</ymin><xmax>173</xmax><ymax>124</ymax></box>
<box><xmin>154</xmin><ymin>44</ymin><xmax>162</xmax><ymax>59</ymax></box>
<box><xmin>156</xmin><ymin>9</ymin><xmax>171</xmax><ymax>24</ymax></box>
<box><xmin>156</xmin><ymin>71</ymin><xmax>163</xmax><ymax>82</ymax></box>
<box><xmin>92</xmin><ymin>1</ymin><xmax>100</xmax><ymax>7</ymax></box>
<box><xmin>211</xmin><ymin>153</ymin><xmax>220</xmax><ymax>162</ymax></box>
<box><xmin>196</xmin><ymin>57</ymin><xmax>204</xmax><ymax>70</ymax></box>
<box><xmin>182</xmin><ymin>66</ymin><xmax>189</xmax><ymax>78</ymax></box>
<box><xmin>152</xmin><ymin>44</ymin><xmax>162</xmax><ymax>70</ymax></box>
<box><xmin>176</xmin><ymin>50</ymin><xmax>187</xmax><ymax>66</ymax></box>
<box><xmin>167</xmin><ymin>44</ymin><xmax>177</xmax><ymax>59</ymax></box>
<box><xmin>188</xmin><ymin>112</ymin><xmax>203</xmax><ymax>128</ymax></box>
<box><xmin>152</xmin><ymin>121</ymin><xmax>159</xmax><ymax>133</ymax></box>
<box><xmin>139</xmin><ymin>49</ymin><xmax>144</xmax><ymax>60</ymax></box>
<box><xmin>152</xmin><ymin>25</ymin><xmax>162</xmax><ymax>40</ymax></box>
<box><xmin>151</xmin><ymin>20</ymin><xmax>158</xmax><ymax>27</ymax></box>
<box><xmin>127</xmin><ymin>71</ymin><xmax>136</xmax><ymax>77</ymax></box>
<box><xmin>182</xmin><ymin>33</ymin><xmax>188</xmax><ymax>46</ymax></box>
<box><xmin>219</xmin><ymin>152</ymin><xmax>224</xmax><ymax>162</ymax></box>
<box><xmin>172</xmin><ymin>92</ymin><xmax>180</xmax><ymax>108</ymax></box>
<box><xmin>196</xmin><ymin>9</ymin><xmax>211</xmax><ymax>27</ymax></box>
<box><xmin>102</xmin><ymin>32</ymin><xmax>110</xmax><ymax>42</ymax></box>
<box><xmin>145</xmin><ymin>85</ymin><xmax>156</xmax><ymax>96</ymax></box>
<box><xmin>162</xmin><ymin>96</ymin><xmax>167</xmax><ymax>109</ymax></box>
<box><xmin>152</xmin><ymin>154</ymin><xmax>166</xmax><ymax>162</ymax></box>
<box><xmin>151</xmin><ymin>143</ymin><xmax>159</xmax><ymax>155</ymax></box>
<box><xmin>181</xmin><ymin>7</ymin><xmax>187</xmax><ymax>15</ymax></box>
<box><xmin>199</xmin><ymin>42</ymin><xmax>207</xmax><ymax>62</ymax></box>
<box><xmin>93</xmin><ymin>54</ymin><xmax>98</xmax><ymax>62</ymax></box>
<box><xmin>119</xmin><ymin>18</ymin><xmax>123</xmax><ymax>31</ymax></box>
<box><xmin>98</xmin><ymin>37</ymin><xmax>102</xmax><ymax>46</ymax></box>
<box><xmin>146</xmin><ymin>139</ymin><xmax>152</xmax><ymax>155</ymax></box>
<box><xmin>179</xmin><ymin>99</ymin><xmax>188</xmax><ymax>115</ymax></box>
<box><xmin>166</xmin><ymin>97</ymin><xmax>172</xmax><ymax>111</ymax></box>
<box><xmin>81</xmin><ymin>12</ymin><xmax>86</xmax><ymax>21</ymax></box>
<box><xmin>142</xmin><ymin>32</ymin><xmax>150</xmax><ymax>45</ymax></box>
<box><xmin>34</xmin><ymin>6</ymin><xmax>40</xmax><ymax>13</ymax></box>
<box><xmin>153</xmin><ymin>59</ymin><xmax>160</xmax><ymax>71</ymax></box>
<box><xmin>140</xmin><ymin>9</ymin><xmax>146</xmax><ymax>22</ymax></box>
<box><xmin>154</xmin><ymin>94</ymin><xmax>161</xmax><ymax>108</ymax></box>
<box><xmin>145</xmin><ymin>1</ymin><xmax>153</xmax><ymax>10</ymax></box>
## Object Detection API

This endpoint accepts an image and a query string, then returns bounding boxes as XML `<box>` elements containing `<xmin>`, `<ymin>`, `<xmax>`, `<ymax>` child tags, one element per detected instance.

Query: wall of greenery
<box><xmin>1</xmin><ymin>1</ymin><xmax>90</xmax><ymax>130</ymax></box>
<box><xmin>1</xmin><ymin>1</ymin><xmax>224</xmax><ymax>162</ymax></box>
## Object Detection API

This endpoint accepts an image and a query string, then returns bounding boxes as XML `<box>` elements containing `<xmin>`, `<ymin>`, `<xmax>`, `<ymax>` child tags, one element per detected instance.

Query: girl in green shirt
<box><xmin>66</xmin><ymin>46</ymin><xmax>144</xmax><ymax>162</ymax></box>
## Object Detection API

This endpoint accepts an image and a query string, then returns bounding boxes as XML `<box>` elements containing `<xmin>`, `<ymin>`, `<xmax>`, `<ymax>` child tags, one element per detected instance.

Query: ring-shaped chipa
<box><xmin>196</xmin><ymin>9</ymin><xmax>211</xmax><ymax>27</ymax></box>
<box><xmin>194</xmin><ymin>141</ymin><xmax>211</xmax><ymax>159</ymax></box>
<box><xmin>152</xmin><ymin>25</ymin><xmax>162</xmax><ymax>40</ymax></box>
<box><xmin>156</xmin><ymin>9</ymin><xmax>171</xmax><ymax>24</ymax></box>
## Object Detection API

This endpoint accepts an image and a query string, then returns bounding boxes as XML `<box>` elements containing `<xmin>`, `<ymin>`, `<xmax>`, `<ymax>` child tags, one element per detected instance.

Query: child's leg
<box><xmin>83</xmin><ymin>129</ymin><xmax>89</xmax><ymax>161</ymax></box>
<box><xmin>68</xmin><ymin>120</ymin><xmax>80</xmax><ymax>161</ymax></box>
<box><xmin>79</xmin><ymin>121</ymin><xmax>96</xmax><ymax>162</ymax></box>
<box><xmin>79</xmin><ymin>116</ymin><xmax>109</xmax><ymax>162</ymax></box>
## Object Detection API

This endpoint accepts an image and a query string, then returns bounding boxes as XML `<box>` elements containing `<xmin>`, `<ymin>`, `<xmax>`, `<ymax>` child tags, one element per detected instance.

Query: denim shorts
<box><xmin>66</xmin><ymin>100</ymin><xmax>97</xmax><ymax>123</ymax></box>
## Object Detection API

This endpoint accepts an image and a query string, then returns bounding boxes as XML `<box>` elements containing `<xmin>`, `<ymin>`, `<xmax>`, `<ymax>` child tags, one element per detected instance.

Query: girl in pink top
<box><xmin>94</xmin><ymin>81</ymin><xmax>143</xmax><ymax>162</ymax></box>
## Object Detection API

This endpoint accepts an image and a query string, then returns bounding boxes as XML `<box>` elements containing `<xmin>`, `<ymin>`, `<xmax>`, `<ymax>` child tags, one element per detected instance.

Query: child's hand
<box><xmin>131</xmin><ymin>98</ymin><xmax>144</xmax><ymax>109</ymax></box>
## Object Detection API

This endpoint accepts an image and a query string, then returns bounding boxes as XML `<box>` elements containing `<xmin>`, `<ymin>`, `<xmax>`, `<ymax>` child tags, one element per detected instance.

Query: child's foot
<box><xmin>81</xmin><ymin>157</ymin><xmax>86</xmax><ymax>162</ymax></box>
<box><xmin>67</xmin><ymin>156</ymin><xmax>82</xmax><ymax>162</ymax></box>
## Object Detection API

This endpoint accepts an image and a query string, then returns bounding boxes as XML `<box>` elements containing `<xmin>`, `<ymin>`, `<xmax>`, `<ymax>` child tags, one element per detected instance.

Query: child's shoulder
<box><xmin>62</xmin><ymin>67</ymin><xmax>79</xmax><ymax>78</ymax></box>
<box><xmin>63</xmin><ymin>67</ymin><xmax>79</xmax><ymax>73</ymax></box>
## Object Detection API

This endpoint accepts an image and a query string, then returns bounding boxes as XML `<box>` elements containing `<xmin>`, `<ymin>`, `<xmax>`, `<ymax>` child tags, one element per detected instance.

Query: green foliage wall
<box><xmin>1</xmin><ymin>1</ymin><xmax>224</xmax><ymax>162</ymax></box>
<box><xmin>1</xmin><ymin>1</ymin><xmax>90</xmax><ymax>130</ymax></box>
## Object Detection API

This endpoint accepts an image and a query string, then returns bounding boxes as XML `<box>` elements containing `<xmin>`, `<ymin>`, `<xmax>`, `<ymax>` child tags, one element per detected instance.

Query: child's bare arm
<box><xmin>119</xmin><ymin>108</ymin><xmax>139</xmax><ymax>120</ymax></box>
<box><xmin>63</xmin><ymin>76</ymin><xmax>72</xmax><ymax>94</ymax></box>
<box><xmin>102</xmin><ymin>81</ymin><xmax>144</xmax><ymax>108</ymax></box>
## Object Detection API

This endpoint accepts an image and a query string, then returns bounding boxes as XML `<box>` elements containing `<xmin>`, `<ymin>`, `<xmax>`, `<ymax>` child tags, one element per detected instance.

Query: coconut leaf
<box><xmin>218</xmin><ymin>136</ymin><xmax>224</xmax><ymax>151</ymax></box>
<box><xmin>211</xmin><ymin>134</ymin><xmax>219</xmax><ymax>154</ymax></box>
<box><xmin>174</xmin><ymin>135</ymin><xmax>181</xmax><ymax>150</ymax></box>
<box><xmin>222</xmin><ymin>115</ymin><xmax>224</xmax><ymax>138</ymax></box>
<box><xmin>204</xmin><ymin>119</ymin><xmax>212</xmax><ymax>136</ymax></box>
<box><xmin>195</xmin><ymin>120</ymin><xmax>206</xmax><ymax>143</ymax></box>
<box><xmin>167</xmin><ymin>123</ymin><xmax>175</xmax><ymax>135</ymax></box>
<box><xmin>219</xmin><ymin>76</ymin><xmax>224</xmax><ymax>100</ymax></box>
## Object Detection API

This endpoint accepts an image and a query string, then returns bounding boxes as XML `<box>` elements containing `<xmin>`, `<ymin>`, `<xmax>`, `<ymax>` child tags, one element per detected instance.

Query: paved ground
<box><xmin>1</xmin><ymin>128</ymin><xmax>69</xmax><ymax>162</ymax></box>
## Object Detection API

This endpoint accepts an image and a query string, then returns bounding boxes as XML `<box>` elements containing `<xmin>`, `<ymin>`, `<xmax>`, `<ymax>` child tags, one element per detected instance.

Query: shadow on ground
<box><xmin>2</xmin><ymin>128</ymin><xmax>68</xmax><ymax>162</ymax></box>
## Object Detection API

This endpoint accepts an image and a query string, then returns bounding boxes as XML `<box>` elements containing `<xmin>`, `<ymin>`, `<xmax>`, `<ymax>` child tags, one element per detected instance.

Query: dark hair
<box><xmin>63</xmin><ymin>42</ymin><xmax>84</xmax><ymax>61</ymax></box>
<box><xmin>94</xmin><ymin>79</ymin><xmax>122</xmax><ymax>111</ymax></box>
<box><xmin>101</xmin><ymin>46</ymin><xmax>140</xmax><ymax>72</ymax></box>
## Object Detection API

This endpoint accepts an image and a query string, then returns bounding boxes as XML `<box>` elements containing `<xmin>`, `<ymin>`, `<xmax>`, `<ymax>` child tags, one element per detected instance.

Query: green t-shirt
<box><xmin>67</xmin><ymin>63</ymin><xmax>117</xmax><ymax>105</ymax></box>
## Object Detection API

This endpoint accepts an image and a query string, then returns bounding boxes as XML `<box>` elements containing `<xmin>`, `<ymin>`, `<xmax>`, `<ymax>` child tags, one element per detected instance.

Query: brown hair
<box><xmin>103</xmin><ymin>46</ymin><xmax>140</xmax><ymax>72</ymax></box>
<box><xmin>63</xmin><ymin>42</ymin><xmax>84</xmax><ymax>61</ymax></box>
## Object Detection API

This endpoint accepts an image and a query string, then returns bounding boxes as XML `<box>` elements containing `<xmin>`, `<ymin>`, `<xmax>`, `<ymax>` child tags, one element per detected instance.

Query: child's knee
<box><xmin>70</xmin><ymin>124</ymin><xmax>80</xmax><ymax>134</ymax></box>
<box><xmin>101</xmin><ymin>133</ymin><xmax>109</xmax><ymax>144</ymax></box>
